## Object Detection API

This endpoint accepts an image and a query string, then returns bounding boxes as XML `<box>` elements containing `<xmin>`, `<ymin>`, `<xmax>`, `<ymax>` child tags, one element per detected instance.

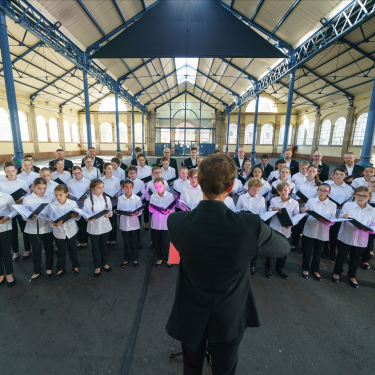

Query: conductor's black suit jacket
<box><xmin>166</xmin><ymin>200</ymin><xmax>290</xmax><ymax>351</ymax></box>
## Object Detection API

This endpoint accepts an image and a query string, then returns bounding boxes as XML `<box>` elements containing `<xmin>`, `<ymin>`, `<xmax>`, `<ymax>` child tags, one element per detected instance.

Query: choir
<box><xmin>0</xmin><ymin>147</ymin><xmax>374</xmax><ymax>289</ymax></box>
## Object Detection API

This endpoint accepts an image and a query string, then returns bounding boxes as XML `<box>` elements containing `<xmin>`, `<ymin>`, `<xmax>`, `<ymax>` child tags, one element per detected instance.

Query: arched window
<box><xmin>297</xmin><ymin>124</ymin><xmax>306</xmax><ymax>145</ymax></box>
<box><xmin>98</xmin><ymin>97</ymin><xmax>127</xmax><ymax>112</ymax></box>
<box><xmin>83</xmin><ymin>124</ymin><xmax>96</xmax><ymax>143</ymax></box>
<box><xmin>64</xmin><ymin>121</ymin><xmax>71</xmax><ymax>142</ymax></box>
<box><xmin>319</xmin><ymin>119</ymin><xmax>331</xmax><ymax>145</ymax></box>
<box><xmin>228</xmin><ymin>124</ymin><xmax>237</xmax><ymax>144</ymax></box>
<box><xmin>49</xmin><ymin>117</ymin><xmax>59</xmax><ymax>142</ymax></box>
<box><xmin>0</xmin><ymin>107</ymin><xmax>11</xmax><ymax>141</ymax></box>
<box><xmin>119</xmin><ymin>123</ymin><xmax>128</xmax><ymax>143</ymax></box>
<box><xmin>18</xmin><ymin>111</ymin><xmax>29</xmax><ymax>142</ymax></box>
<box><xmin>36</xmin><ymin>115</ymin><xmax>48</xmax><ymax>142</ymax></box>
<box><xmin>101</xmin><ymin>123</ymin><xmax>112</xmax><ymax>142</ymax></box>
<box><xmin>260</xmin><ymin>124</ymin><xmax>273</xmax><ymax>144</ymax></box>
<box><xmin>352</xmin><ymin>113</ymin><xmax>367</xmax><ymax>146</ymax></box>
<box><xmin>246</xmin><ymin>97</ymin><xmax>277</xmax><ymax>113</ymax></box>
<box><xmin>332</xmin><ymin>117</ymin><xmax>346</xmax><ymax>145</ymax></box>
<box><xmin>244</xmin><ymin>124</ymin><xmax>254</xmax><ymax>144</ymax></box>
<box><xmin>135</xmin><ymin>123</ymin><xmax>143</xmax><ymax>143</ymax></box>
<box><xmin>278</xmin><ymin>125</ymin><xmax>292</xmax><ymax>145</ymax></box>
<box><xmin>305</xmin><ymin>122</ymin><xmax>315</xmax><ymax>145</ymax></box>
<box><xmin>71</xmin><ymin>122</ymin><xmax>79</xmax><ymax>142</ymax></box>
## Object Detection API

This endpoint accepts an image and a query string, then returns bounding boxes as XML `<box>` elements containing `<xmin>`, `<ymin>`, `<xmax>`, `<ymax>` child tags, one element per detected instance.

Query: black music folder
<box><xmin>10</xmin><ymin>188</ymin><xmax>28</xmax><ymax>201</ymax></box>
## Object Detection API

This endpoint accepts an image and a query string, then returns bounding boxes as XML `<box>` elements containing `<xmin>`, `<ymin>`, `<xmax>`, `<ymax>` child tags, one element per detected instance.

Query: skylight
<box><xmin>175</xmin><ymin>58</ymin><xmax>199</xmax><ymax>85</ymax></box>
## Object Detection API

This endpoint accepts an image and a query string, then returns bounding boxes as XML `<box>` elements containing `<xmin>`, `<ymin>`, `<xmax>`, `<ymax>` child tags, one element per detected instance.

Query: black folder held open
<box><xmin>47</xmin><ymin>210</ymin><xmax>76</xmax><ymax>224</ymax></box>
<box><xmin>140</xmin><ymin>175</ymin><xmax>152</xmax><ymax>183</ymax></box>
<box><xmin>149</xmin><ymin>198</ymin><xmax>177</xmax><ymax>214</ymax></box>
<box><xmin>296</xmin><ymin>191</ymin><xmax>309</xmax><ymax>202</ymax></box>
<box><xmin>276</xmin><ymin>208</ymin><xmax>293</xmax><ymax>227</ymax></box>
<box><xmin>10</xmin><ymin>188</ymin><xmax>28</xmax><ymax>201</ymax></box>
<box><xmin>115</xmin><ymin>203</ymin><xmax>147</xmax><ymax>216</ymax></box>
<box><xmin>349</xmin><ymin>218</ymin><xmax>375</xmax><ymax>233</ymax></box>
<box><xmin>54</xmin><ymin>178</ymin><xmax>66</xmax><ymax>185</ymax></box>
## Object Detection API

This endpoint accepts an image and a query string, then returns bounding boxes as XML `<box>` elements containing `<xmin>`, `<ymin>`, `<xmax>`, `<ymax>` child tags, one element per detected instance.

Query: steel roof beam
<box><xmin>77</xmin><ymin>0</ymin><xmax>105</xmax><ymax>36</ymax></box>
<box><xmin>59</xmin><ymin>82</ymin><xmax>97</xmax><ymax>109</ymax></box>
<box><xmin>118</xmin><ymin>58</ymin><xmax>156</xmax><ymax>83</ymax></box>
<box><xmin>251</xmin><ymin>0</ymin><xmax>265</xmax><ymax>21</ymax></box>
<box><xmin>270</xmin><ymin>0</ymin><xmax>301</xmax><ymax>36</ymax></box>
<box><xmin>78</xmin><ymin>92</ymin><xmax>112</xmax><ymax>112</ymax></box>
<box><xmin>342</xmin><ymin>37</ymin><xmax>375</xmax><ymax>63</ymax></box>
<box><xmin>277</xmin><ymin>81</ymin><xmax>320</xmax><ymax>109</ymax></box>
<box><xmin>153</xmin><ymin>91</ymin><xmax>217</xmax><ymax>111</ymax></box>
<box><xmin>144</xmin><ymin>83</ymin><xmax>181</xmax><ymax>106</ymax></box>
<box><xmin>112</xmin><ymin>0</ymin><xmax>126</xmax><ymax>23</ymax></box>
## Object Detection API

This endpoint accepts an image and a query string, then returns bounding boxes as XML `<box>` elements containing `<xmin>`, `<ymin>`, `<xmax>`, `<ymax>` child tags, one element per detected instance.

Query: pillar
<box><xmin>131</xmin><ymin>98</ymin><xmax>136</xmax><ymax>159</ymax></box>
<box><xmin>58</xmin><ymin>111</ymin><xmax>65</xmax><ymax>150</ymax></box>
<box><xmin>115</xmin><ymin>91</ymin><xmax>121</xmax><ymax>153</ymax></box>
<box><xmin>251</xmin><ymin>93</ymin><xmax>260</xmax><ymax>165</ymax></box>
<box><xmin>29</xmin><ymin>105</ymin><xmax>39</xmax><ymax>155</ymax></box>
<box><xmin>142</xmin><ymin>111</ymin><xmax>144</xmax><ymax>154</ymax></box>
<box><xmin>93</xmin><ymin>113</ymin><xmax>100</xmax><ymax>152</ymax></box>
<box><xmin>149</xmin><ymin>110</ymin><xmax>156</xmax><ymax>156</ymax></box>
<box><xmin>341</xmin><ymin>106</ymin><xmax>356</xmax><ymax>158</ymax></box>
<box><xmin>311</xmin><ymin>111</ymin><xmax>321</xmax><ymax>155</ymax></box>
<box><xmin>127</xmin><ymin>113</ymin><xmax>132</xmax><ymax>155</ymax></box>
<box><xmin>273</xmin><ymin>115</ymin><xmax>281</xmax><ymax>156</ymax></box>
<box><xmin>83</xmin><ymin>70</ymin><xmax>93</xmax><ymax>148</ymax></box>
<box><xmin>0</xmin><ymin>10</ymin><xmax>24</xmax><ymax>167</ymax></box>
<box><xmin>225</xmin><ymin>112</ymin><xmax>230</xmax><ymax>155</ymax></box>
<box><xmin>234</xmin><ymin>106</ymin><xmax>241</xmax><ymax>158</ymax></box>
<box><xmin>239</xmin><ymin>110</ymin><xmax>246</xmax><ymax>149</ymax></box>
<box><xmin>283</xmin><ymin>67</ymin><xmax>295</xmax><ymax>154</ymax></box>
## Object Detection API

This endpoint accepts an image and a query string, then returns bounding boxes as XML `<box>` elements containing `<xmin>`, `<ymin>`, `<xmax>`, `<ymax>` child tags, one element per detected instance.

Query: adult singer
<box><xmin>166</xmin><ymin>153</ymin><xmax>290</xmax><ymax>375</ymax></box>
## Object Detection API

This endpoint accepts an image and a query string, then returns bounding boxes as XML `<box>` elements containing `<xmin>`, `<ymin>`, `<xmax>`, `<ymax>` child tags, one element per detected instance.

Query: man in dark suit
<box><xmin>339</xmin><ymin>151</ymin><xmax>364</xmax><ymax>183</ymax></box>
<box><xmin>166</xmin><ymin>153</ymin><xmax>290</xmax><ymax>374</ymax></box>
<box><xmin>80</xmin><ymin>147</ymin><xmax>104</xmax><ymax>173</ymax></box>
<box><xmin>156</xmin><ymin>148</ymin><xmax>178</xmax><ymax>177</ymax></box>
<box><xmin>278</xmin><ymin>148</ymin><xmax>299</xmax><ymax>176</ymax></box>
<box><xmin>233</xmin><ymin>147</ymin><xmax>249</xmax><ymax>169</ymax></box>
<box><xmin>17</xmin><ymin>154</ymin><xmax>40</xmax><ymax>174</ymax></box>
<box><xmin>183</xmin><ymin>146</ymin><xmax>198</xmax><ymax>168</ymax></box>
<box><xmin>255</xmin><ymin>154</ymin><xmax>274</xmax><ymax>179</ymax></box>
<box><xmin>130</xmin><ymin>147</ymin><xmax>148</xmax><ymax>166</ymax></box>
<box><xmin>49</xmin><ymin>149</ymin><xmax>73</xmax><ymax>172</ymax></box>
<box><xmin>311</xmin><ymin>151</ymin><xmax>330</xmax><ymax>182</ymax></box>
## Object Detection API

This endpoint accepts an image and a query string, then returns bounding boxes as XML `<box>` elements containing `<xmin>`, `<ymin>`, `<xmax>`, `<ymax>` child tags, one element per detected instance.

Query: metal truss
<box><xmin>153</xmin><ymin>91</ymin><xmax>216</xmax><ymax>111</ymax></box>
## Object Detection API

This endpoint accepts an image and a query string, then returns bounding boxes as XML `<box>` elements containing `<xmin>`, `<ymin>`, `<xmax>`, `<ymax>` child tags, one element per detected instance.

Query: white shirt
<box><xmin>224</xmin><ymin>196</ymin><xmax>236</xmax><ymax>211</ymax></box>
<box><xmin>82</xmin><ymin>166</ymin><xmax>100</xmax><ymax>181</ymax></box>
<box><xmin>23</xmin><ymin>192</ymin><xmax>53</xmax><ymax>234</ymax></box>
<box><xmin>236</xmin><ymin>193</ymin><xmax>266</xmax><ymax>214</ymax></box>
<box><xmin>83</xmin><ymin>194</ymin><xmax>112</xmax><ymax>235</ymax></box>
<box><xmin>232</xmin><ymin>178</ymin><xmax>243</xmax><ymax>193</ymax></box>
<box><xmin>190</xmin><ymin>157</ymin><xmax>196</xmax><ymax>167</ymax></box>
<box><xmin>345</xmin><ymin>164</ymin><xmax>354</xmax><ymax>176</ymax></box>
<box><xmin>0</xmin><ymin>192</ymin><xmax>16</xmax><ymax>232</ymax></box>
<box><xmin>338</xmin><ymin>202</ymin><xmax>375</xmax><ymax>247</ymax></box>
<box><xmin>161</xmin><ymin>167</ymin><xmax>176</xmax><ymax>182</ymax></box>
<box><xmin>51</xmin><ymin>171</ymin><xmax>72</xmax><ymax>185</ymax></box>
<box><xmin>173</xmin><ymin>178</ymin><xmax>190</xmax><ymax>209</ymax></box>
<box><xmin>303</xmin><ymin>197</ymin><xmax>336</xmax><ymax>241</ymax></box>
<box><xmin>329</xmin><ymin>181</ymin><xmax>354</xmax><ymax>217</ymax></box>
<box><xmin>0</xmin><ymin>178</ymin><xmax>29</xmax><ymax>199</ymax></box>
<box><xmin>101</xmin><ymin>175</ymin><xmax>121</xmax><ymax>206</ymax></box>
<box><xmin>238</xmin><ymin>157</ymin><xmax>244</xmax><ymax>168</ymax></box>
<box><xmin>0</xmin><ymin>175</ymin><xmax>5</xmax><ymax>182</ymax></box>
<box><xmin>136</xmin><ymin>165</ymin><xmax>152</xmax><ymax>179</ymax></box>
<box><xmin>45</xmin><ymin>199</ymin><xmax>80</xmax><ymax>239</ymax></box>
<box><xmin>17</xmin><ymin>171</ymin><xmax>40</xmax><ymax>188</ymax></box>
<box><xmin>269</xmin><ymin>196</ymin><xmax>299</xmax><ymax>238</ymax></box>
<box><xmin>113</xmin><ymin>167</ymin><xmax>125</xmax><ymax>182</ymax></box>
<box><xmin>243</xmin><ymin>179</ymin><xmax>271</xmax><ymax>200</ymax></box>
<box><xmin>351</xmin><ymin>177</ymin><xmax>368</xmax><ymax>189</ymax></box>
<box><xmin>68</xmin><ymin>177</ymin><xmax>90</xmax><ymax>208</ymax></box>
<box><xmin>239</xmin><ymin>172</ymin><xmax>250</xmax><ymax>180</ymax></box>
<box><xmin>291</xmin><ymin>172</ymin><xmax>306</xmax><ymax>182</ymax></box>
<box><xmin>46</xmin><ymin>180</ymin><xmax>59</xmax><ymax>197</ymax></box>
<box><xmin>270</xmin><ymin>179</ymin><xmax>295</xmax><ymax>201</ymax></box>
<box><xmin>268</xmin><ymin>170</ymin><xmax>292</xmax><ymax>182</ymax></box>
<box><xmin>285</xmin><ymin>160</ymin><xmax>291</xmax><ymax>168</ymax></box>
<box><xmin>145</xmin><ymin>179</ymin><xmax>169</xmax><ymax>201</ymax></box>
<box><xmin>117</xmin><ymin>194</ymin><xmax>142</xmax><ymax>231</ymax></box>
<box><xmin>150</xmin><ymin>191</ymin><xmax>175</xmax><ymax>230</ymax></box>
<box><xmin>180</xmin><ymin>184</ymin><xmax>203</xmax><ymax>211</ymax></box>
<box><xmin>295</xmin><ymin>177</ymin><xmax>319</xmax><ymax>209</ymax></box>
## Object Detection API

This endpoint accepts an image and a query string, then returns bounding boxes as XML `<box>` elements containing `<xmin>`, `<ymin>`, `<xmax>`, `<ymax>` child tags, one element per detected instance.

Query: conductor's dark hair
<box><xmin>198</xmin><ymin>154</ymin><xmax>237</xmax><ymax>199</ymax></box>
<box><xmin>275</xmin><ymin>159</ymin><xmax>286</xmax><ymax>166</ymax></box>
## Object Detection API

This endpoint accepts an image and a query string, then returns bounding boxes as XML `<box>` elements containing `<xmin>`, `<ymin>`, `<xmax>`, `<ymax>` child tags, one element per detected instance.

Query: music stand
<box><xmin>170</xmin><ymin>346</ymin><xmax>212</xmax><ymax>367</ymax></box>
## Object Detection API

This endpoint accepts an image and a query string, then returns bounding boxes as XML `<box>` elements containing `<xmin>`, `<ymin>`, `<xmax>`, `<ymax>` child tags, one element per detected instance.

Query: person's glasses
<box><xmin>318</xmin><ymin>189</ymin><xmax>329</xmax><ymax>193</ymax></box>
<box><xmin>154</xmin><ymin>171</ymin><xmax>162</xmax><ymax>174</ymax></box>
<box><xmin>355</xmin><ymin>194</ymin><xmax>369</xmax><ymax>198</ymax></box>
<box><xmin>313</xmin><ymin>155</ymin><xmax>320</xmax><ymax>158</ymax></box>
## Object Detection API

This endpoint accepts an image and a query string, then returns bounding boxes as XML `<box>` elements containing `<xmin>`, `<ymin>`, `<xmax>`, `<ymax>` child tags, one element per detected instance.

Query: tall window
<box><xmin>278</xmin><ymin>125</ymin><xmax>292</xmax><ymax>145</ymax></box>
<box><xmin>18</xmin><ymin>111</ymin><xmax>30</xmax><ymax>141</ymax></box>
<box><xmin>135</xmin><ymin>123</ymin><xmax>143</xmax><ymax>143</ymax></box>
<box><xmin>352</xmin><ymin>113</ymin><xmax>368</xmax><ymax>146</ymax></box>
<box><xmin>305</xmin><ymin>122</ymin><xmax>315</xmax><ymax>145</ymax></box>
<box><xmin>119</xmin><ymin>123</ymin><xmax>128</xmax><ymax>143</ymax></box>
<box><xmin>260</xmin><ymin>124</ymin><xmax>273</xmax><ymax>144</ymax></box>
<box><xmin>319</xmin><ymin>119</ymin><xmax>331</xmax><ymax>145</ymax></box>
<box><xmin>246</xmin><ymin>97</ymin><xmax>277</xmax><ymax>113</ymax></box>
<box><xmin>332</xmin><ymin>117</ymin><xmax>346</xmax><ymax>145</ymax></box>
<box><xmin>71</xmin><ymin>122</ymin><xmax>79</xmax><ymax>142</ymax></box>
<box><xmin>98</xmin><ymin>97</ymin><xmax>127</xmax><ymax>112</ymax></box>
<box><xmin>36</xmin><ymin>115</ymin><xmax>48</xmax><ymax>142</ymax></box>
<box><xmin>0</xmin><ymin>107</ymin><xmax>11</xmax><ymax>141</ymax></box>
<box><xmin>228</xmin><ymin>124</ymin><xmax>237</xmax><ymax>144</ymax></box>
<box><xmin>297</xmin><ymin>124</ymin><xmax>306</xmax><ymax>145</ymax></box>
<box><xmin>64</xmin><ymin>121</ymin><xmax>71</xmax><ymax>142</ymax></box>
<box><xmin>244</xmin><ymin>124</ymin><xmax>254</xmax><ymax>144</ymax></box>
<box><xmin>83</xmin><ymin>124</ymin><xmax>96</xmax><ymax>143</ymax></box>
<box><xmin>49</xmin><ymin>117</ymin><xmax>59</xmax><ymax>142</ymax></box>
<box><xmin>100</xmin><ymin>123</ymin><xmax>112</xmax><ymax>142</ymax></box>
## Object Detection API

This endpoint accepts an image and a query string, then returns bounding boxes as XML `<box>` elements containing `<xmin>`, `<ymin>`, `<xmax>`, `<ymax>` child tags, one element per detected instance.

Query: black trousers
<box><xmin>29</xmin><ymin>232</ymin><xmax>54</xmax><ymax>274</ymax></box>
<box><xmin>11</xmin><ymin>215</ymin><xmax>31</xmax><ymax>253</ymax></box>
<box><xmin>77</xmin><ymin>217</ymin><xmax>88</xmax><ymax>244</ymax></box>
<box><xmin>154</xmin><ymin>229</ymin><xmax>169</xmax><ymax>261</ymax></box>
<box><xmin>333</xmin><ymin>240</ymin><xmax>364</xmax><ymax>278</ymax></box>
<box><xmin>54</xmin><ymin>234</ymin><xmax>80</xmax><ymax>271</ymax></box>
<box><xmin>328</xmin><ymin>222</ymin><xmax>342</xmax><ymax>257</ymax></box>
<box><xmin>361</xmin><ymin>233</ymin><xmax>374</xmax><ymax>263</ymax></box>
<box><xmin>121</xmin><ymin>229</ymin><xmax>138</xmax><ymax>262</ymax></box>
<box><xmin>182</xmin><ymin>327</ymin><xmax>243</xmax><ymax>375</ymax></box>
<box><xmin>291</xmin><ymin>216</ymin><xmax>308</xmax><ymax>247</ymax></box>
<box><xmin>143</xmin><ymin>203</ymin><xmax>150</xmax><ymax>224</ymax></box>
<box><xmin>250</xmin><ymin>254</ymin><xmax>257</xmax><ymax>267</ymax></box>
<box><xmin>0</xmin><ymin>230</ymin><xmax>13</xmax><ymax>276</ymax></box>
<box><xmin>302</xmin><ymin>236</ymin><xmax>325</xmax><ymax>273</ymax></box>
<box><xmin>90</xmin><ymin>232</ymin><xmax>109</xmax><ymax>268</ymax></box>
<box><xmin>265</xmin><ymin>236</ymin><xmax>290</xmax><ymax>270</ymax></box>
<box><xmin>108</xmin><ymin>206</ymin><xmax>117</xmax><ymax>242</ymax></box>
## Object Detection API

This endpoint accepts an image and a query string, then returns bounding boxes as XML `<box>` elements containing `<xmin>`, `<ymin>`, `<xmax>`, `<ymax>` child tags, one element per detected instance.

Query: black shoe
<box><xmin>110</xmin><ymin>242</ymin><xmax>116</xmax><ymax>248</ymax></box>
<box><xmin>361</xmin><ymin>263</ymin><xmax>370</xmax><ymax>270</ymax></box>
<box><xmin>134</xmin><ymin>262</ymin><xmax>139</xmax><ymax>268</ymax></box>
<box><xmin>12</xmin><ymin>255</ymin><xmax>19</xmax><ymax>261</ymax></box>
<box><xmin>7</xmin><ymin>276</ymin><xmax>16</xmax><ymax>288</ymax></box>
<box><xmin>55</xmin><ymin>269</ymin><xmax>66</xmax><ymax>280</ymax></box>
<box><xmin>77</xmin><ymin>245</ymin><xmax>83</xmax><ymax>250</ymax></box>
<box><xmin>155</xmin><ymin>262</ymin><xmax>163</xmax><ymax>268</ymax></box>
<box><xmin>265</xmin><ymin>269</ymin><xmax>273</xmax><ymax>278</ymax></box>
<box><xmin>348</xmin><ymin>278</ymin><xmax>359</xmax><ymax>288</ymax></box>
<box><xmin>72</xmin><ymin>269</ymin><xmax>79</xmax><ymax>276</ymax></box>
<box><xmin>45</xmin><ymin>272</ymin><xmax>53</xmax><ymax>280</ymax></box>
<box><xmin>94</xmin><ymin>271</ymin><xmax>101</xmax><ymax>277</ymax></box>
<box><xmin>120</xmin><ymin>262</ymin><xmax>129</xmax><ymax>268</ymax></box>
<box><xmin>313</xmin><ymin>273</ymin><xmax>322</xmax><ymax>282</ymax></box>
<box><xmin>276</xmin><ymin>269</ymin><xmax>289</xmax><ymax>280</ymax></box>
<box><xmin>137</xmin><ymin>243</ymin><xmax>143</xmax><ymax>249</ymax></box>
<box><xmin>302</xmin><ymin>272</ymin><xmax>309</xmax><ymax>279</ymax></box>
<box><xmin>250</xmin><ymin>266</ymin><xmax>255</xmax><ymax>277</ymax></box>
<box><xmin>0</xmin><ymin>277</ymin><xmax>5</xmax><ymax>286</ymax></box>
<box><xmin>331</xmin><ymin>275</ymin><xmax>339</xmax><ymax>283</ymax></box>
<box><xmin>150</xmin><ymin>242</ymin><xmax>155</xmax><ymax>249</ymax></box>
<box><xmin>103</xmin><ymin>266</ymin><xmax>112</xmax><ymax>272</ymax></box>
<box><xmin>81</xmin><ymin>245</ymin><xmax>88</xmax><ymax>249</ymax></box>
<box><xmin>21</xmin><ymin>252</ymin><xmax>31</xmax><ymax>260</ymax></box>
<box><xmin>144</xmin><ymin>226</ymin><xmax>149</xmax><ymax>231</ymax></box>
<box><xmin>168</xmin><ymin>264</ymin><xmax>173</xmax><ymax>269</ymax></box>
<box><xmin>29</xmin><ymin>273</ymin><xmax>42</xmax><ymax>283</ymax></box>
<box><xmin>107</xmin><ymin>242</ymin><xmax>111</xmax><ymax>247</ymax></box>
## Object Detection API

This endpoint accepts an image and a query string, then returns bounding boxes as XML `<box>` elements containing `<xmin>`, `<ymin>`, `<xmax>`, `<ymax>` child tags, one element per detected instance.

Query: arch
<box><xmin>260</xmin><ymin>124</ymin><xmax>274</xmax><ymax>144</ymax></box>
<box><xmin>175</xmin><ymin>122</ymin><xmax>195</xmax><ymax>142</ymax></box>
<box><xmin>119</xmin><ymin>123</ymin><xmax>128</xmax><ymax>143</ymax></box>
<box><xmin>246</xmin><ymin>97</ymin><xmax>277</xmax><ymax>113</ymax></box>
<box><xmin>135</xmin><ymin>123</ymin><xmax>143</xmax><ymax>143</ymax></box>
<box><xmin>98</xmin><ymin>97</ymin><xmax>127</xmax><ymax>112</ymax></box>
<box><xmin>0</xmin><ymin>107</ymin><xmax>11</xmax><ymax>141</ymax></box>
<box><xmin>228</xmin><ymin>124</ymin><xmax>237</xmax><ymax>144</ymax></box>
<box><xmin>278</xmin><ymin>125</ymin><xmax>292</xmax><ymax>145</ymax></box>
<box><xmin>36</xmin><ymin>115</ymin><xmax>48</xmax><ymax>142</ymax></box>
<box><xmin>296</xmin><ymin>124</ymin><xmax>306</xmax><ymax>145</ymax></box>
<box><xmin>49</xmin><ymin>117</ymin><xmax>59</xmax><ymax>142</ymax></box>
<box><xmin>305</xmin><ymin>122</ymin><xmax>315</xmax><ymax>145</ymax></box>
<box><xmin>332</xmin><ymin>117</ymin><xmax>346</xmax><ymax>146</ymax></box>
<box><xmin>244</xmin><ymin>124</ymin><xmax>254</xmax><ymax>144</ymax></box>
<box><xmin>64</xmin><ymin>120</ymin><xmax>71</xmax><ymax>142</ymax></box>
<box><xmin>352</xmin><ymin>113</ymin><xmax>368</xmax><ymax>146</ymax></box>
<box><xmin>71</xmin><ymin>122</ymin><xmax>79</xmax><ymax>143</ymax></box>
<box><xmin>18</xmin><ymin>111</ymin><xmax>30</xmax><ymax>142</ymax></box>
<box><xmin>83</xmin><ymin>124</ymin><xmax>96</xmax><ymax>143</ymax></box>
<box><xmin>319</xmin><ymin>119</ymin><xmax>332</xmax><ymax>145</ymax></box>
<box><xmin>100</xmin><ymin>123</ymin><xmax>112</xmax><ymax>142</ymax></box>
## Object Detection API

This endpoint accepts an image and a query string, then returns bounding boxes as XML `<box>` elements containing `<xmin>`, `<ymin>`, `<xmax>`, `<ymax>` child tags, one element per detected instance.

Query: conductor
<box><xmin>166</xmin><ymin>153</ymin><xmax>290</xmax><ymax>375</ymax></box>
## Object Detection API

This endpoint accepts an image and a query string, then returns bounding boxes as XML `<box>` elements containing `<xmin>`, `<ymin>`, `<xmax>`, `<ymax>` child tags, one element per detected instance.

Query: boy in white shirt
<box><xmin>111</xmin><ymin>157</ymin><xmax>126</xmax><ymax>183</ymax></box>
<box><xmin>160</xmin><ymin>157</ymin><xmax>177</xmax><ymax>183</ymax></box>
<box><xmin>268</xmin><ymin>159</ymin><xmax>291</xmax><ymax>183</ymax></box>
<box><xmin>173</xmin><ymin>167</ymin><xmax>190</xmax><ymax>211</ymax></box>
<box><xmin>351</xmin><ymin>166</ymin><xmax>374</xmax><ymax>189</ymax></box>
<box><xmin>291</xmin><ymin>161</ymin><xmax>310</xmax><ymax>182</ymax></box>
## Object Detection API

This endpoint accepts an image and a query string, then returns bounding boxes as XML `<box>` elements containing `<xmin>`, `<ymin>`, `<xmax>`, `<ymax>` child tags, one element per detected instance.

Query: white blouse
<box><xmin>268</xmin><ymin>170</ymin><xmax>292</xmax><ymax>182</ymax></box>
<box><xmin>130</xmin><ymin>178</ymin><xmax>145</xmax><ymax>199</ymax></box>
<box><xmin>0</xmin><ymin>192</ymin><xmax>16</xmax><ymax>233</ymax></box>
<box><xmin>236</xmin><ymin>193</ymin><xmax>266</xmax><ymax>215</ymax></box>
<box><xmin>145</xmin><ymin>179</ymin><xmax>169</xmax><ymax>201</ymax></box>
<box><xmin>295</xmin><ymin>177</ymin><xmax>319</xmax><ymax>209</ymax></box>
<box><xmin>100</xmin><ymin>175</ymin><xmax>121</xmax><ymax>206</ymax></box>
<box><xmin>51</xmin><ymin>170</ymin><xmax>72</xmax><ymax>185</ymax></box>
<box><xmin>46</xmin><ymin>180</ymin><xmax>59</xmax><ymax>197</ymax></box>
<box><xmin>117</xmin><ymin>194</ymin><xmax>142</xmax><ymax>231</ymax></box>
<box><xmin>67</xmin><ymin>177</ymin><xmax>90</xmax><ymax>208</ymax></box>
<box><xmin>180</xmin><ymin>184</ymin><xmax>203</xmax><ymax>211</ymax></box>
<box><xmin>17</xmin><ymin>171</ymin><xmax>40</xmax><ymax>188</ymax></box>
<box><xmin>113</xmin><ymin>167</ymin><xmax>125</xmax><ymax>182</ymax></box>
<box><xmin>291</xmin><ymin>172</ymin><xmax>307</xmax><ymax>182</ymax></box>
<box><xmin>23</xmin><ymin>192</ymin><xmax>53</xmax><ymax>234</ymax></box>
<box><xmin>231</xmin><ymin>178</ymin><xmax>243</xmax><ymax>193</ymax></box>
<box><xmin>136</xmin><ymin>165</ymin><xmax>152</xmax><ymax>180</ymax></box>
<box><xmin>82</xmin><ymin>167</ymin><xmax>100</xmax><ymax>181</ymax></box>
<box><xmin>0</xmin><ymin>178</ymin><xmax>29</xmax><ymax>200</ymax></box>
<box><xmin>173</xmin><ymin>178</ymin><xmax>190</xmax><ymax>209</ymax></box>
<box><xmin>161</xmin><ymin>167</ymin><xmax>176</xmax><ymax>182</ymax></box>
<box><xmin>351</xmin><ymin>177</ymin><xmax>368</xmax><ymax>189</ymax></box>
<box><xmin>224</xmin><ymin>196</ymin><xmax>236</xmax><ymax>211</ymax></box>
<box><xmin>83</xmin><ymin>194</ymin><xmax>112</xmax><ymax>235</ymax></box>
<box><xmin>329</xmin><ymin>182</ymin><xmax>354</xmax><ymax>217</ymax></box>
<box><xmin>150</xmin><ymin>191</ymin><xmax>175</xmax><ymax>230</ymax></box>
